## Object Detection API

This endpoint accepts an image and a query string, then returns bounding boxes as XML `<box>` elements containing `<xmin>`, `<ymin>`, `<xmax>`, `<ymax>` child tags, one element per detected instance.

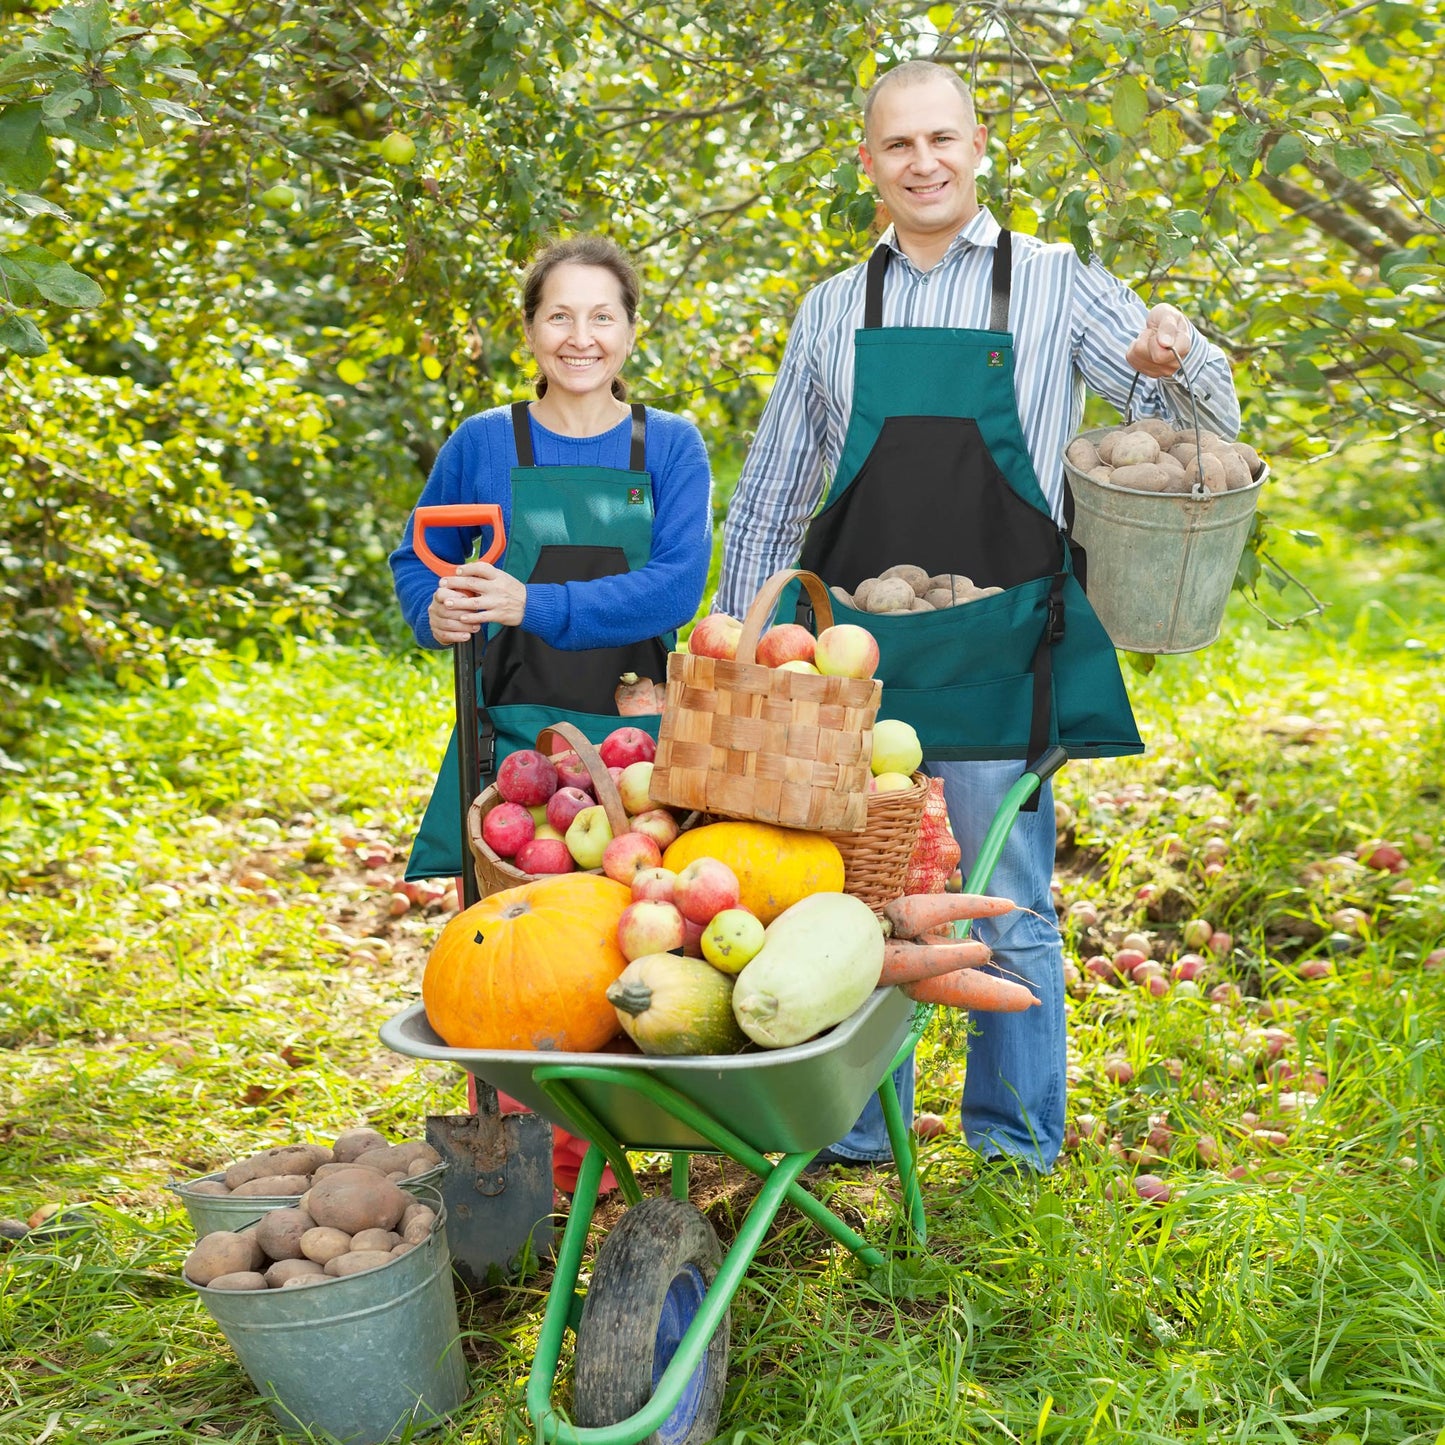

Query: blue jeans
<box><xmin>824</xmin><ymin>759</ymin><xmax>1065</xmax><ymax>1171</ymax></box>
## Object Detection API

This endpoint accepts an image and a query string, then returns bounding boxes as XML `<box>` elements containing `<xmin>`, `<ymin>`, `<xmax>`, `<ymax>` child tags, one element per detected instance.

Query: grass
<box><xmin>2</xmin><ymin>529</ymin><xmax>1443</xmax><ymax>1444</ymax></box>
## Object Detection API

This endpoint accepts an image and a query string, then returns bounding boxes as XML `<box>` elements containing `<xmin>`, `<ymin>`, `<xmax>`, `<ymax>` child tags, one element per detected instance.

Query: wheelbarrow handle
<box><xmin>412</xmin><ymin>504</ymin><xmax>506</xmax><ymax>576</ymax></box>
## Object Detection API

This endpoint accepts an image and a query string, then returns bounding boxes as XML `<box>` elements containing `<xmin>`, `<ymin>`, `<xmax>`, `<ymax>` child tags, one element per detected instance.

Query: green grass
<box><xmin>2</xmin><ymin>532</ymin><xmax>1443</xmax><ymax>1444</ymax></box>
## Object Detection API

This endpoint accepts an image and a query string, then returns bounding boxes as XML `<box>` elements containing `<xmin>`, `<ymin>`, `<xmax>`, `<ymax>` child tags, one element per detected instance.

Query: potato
<box><xmin>391</xmin><ymin>1241</ymin><xmax>418</xmax><ymax>1258</ymax></box>
<box><xmin>1110</xmin><ymin>432</ymin><xmax>1161</xmax><ymax>468</ymax></box>
<box><xmin>924</xmin><ymin>588</ymin><xmax>956</xmax><ymax>610</ymax></box>
<box><xmin>1184</xmin><ymin>453</ymin><xmax>1228</xmax><ymax>493</ymax></box>
<box><xmin>300</xmin><ymin>1226</ymin><xmax>354</xmax><ymax>1264</ymax></box>
<box><xmin>223</xmin><ymin>1145</ymin><xmax>327</xmax><ymax>1191</ymax></box>
<box><xmin>976</xmin><ymin>586</ymin><xmax>1004</xmax><ymax>598</ymax></box>
<box><xmin>862</xmin><ymin>577</ymin><xmax>916</xmax><ymax>613</ymax></box>
<box><xmin>402</xmin><ymin>1217</ymin><xmax>435</xmax><ymax>1246</ymax></box>
<box><xmin>1095</xmin><ymin>431</ymin><xmax>1121</xmax><ymax>465</ymax></box>
<box><xmin>906</xmin><ymin>597</ymin><xmax>931</xmax><ymax>611</ymax></box>
<box><xmin>231</xmin><ymin>1173</ymin><xmax>311</xmax><ymax>1198</ymax></box>
<box><xmin>330</xmin><ymin>1128</ymin><xmax>389</xmax><ymax>1164</ymax></box>
<box><xmin>1086</xmin><ymin>466</ymin><xmax>1114</xmax><ymax>483</ymax></box>
<box><xmin>1126</xmin><ymin>418</ymin><xmax>1178</xmax><ymax>449</ymax></box>
<box><xmin>927</xmin><ymin>573</ymin><xmax>973</xmax><ymax>596</ymax></box>
<box><xmin>1156</xmin><ymin>451</ymin><xmax>1186</xmax><ymax>479</ymax></box>
<box><xmin>305</xmin><ymin>1169</ymin><xmax>410</xmax><ymax>1234</ymax></box>
<box><xmin>207</xmin><ymin>1271</ymin><xmax>269</xmax><ymax>1291</ymax></box>
<box><xmin>1221</xmin><ymin>449</ymin><xmax>1253</xmax><ymax>490</ymax></box>
<box><xmin>311</xmin><ymin>1161</ymin><xmax>365</xmax><ymax>1183</ymax></box>
<box><xmin>326</xmin><ymin>1250</ymin><xmax>395</xmax><ymax>1278</ymax></box>
<box><xmin>1065</xmin><ymin>437</ymin><xmax>1100</xmax><ymax>471</ymax></box>
<box><xmin>350</xmin><ymin>1228</ymin><xmax>402</xmax><ymax>1253</ymax></box>
<box><xmin>878</xmin><ymin>563</ymin><xmax>931</xmax><ymax>597</ymax></box>
<box><xmin>1232</xmin><ymin>441</ymin><xmax>1264</xmax><ymax>479</ymax></box>
<box><xmin>282</xmin><ymin>1274</ymin><xmax>330</xmax><ymax>1289</ymax></box>
<box><xmin>400</xmin><ymin>1203</ymin><xmax>436</xmax><ymax>1234</ymax></box>
<box><xmin>184</xmin><ymin>1230</ymin><xmax>264</xmax><ymax>1285</ymax></box>
<box><xmin>256</xmin><ymin>1206</ymin><xmax>314</xmax><ymax>1262</ymax></box>
<box><xmin>1110</xmin><ymin>464</ymin><xmax>1170</xmax><ymax>492</ymax></box>
<box><xmin>828</xmin><ymin>585</ymin><xmax>854</xmax><ymax>609</ymax></box>
<box><xmin>356</xmin><ymin>1141</ymin><xmax>440</xmax><ymax>1174</ymax></box>
<box><xmin>264</xmin><ymin>1257</ymin><xmax>326</xmax><ymax>1287</ymax></box>
<box><xmin>187</xmin><ymin>1180</ymin><xmax>230</xmax><ymax>1196</ymax></box>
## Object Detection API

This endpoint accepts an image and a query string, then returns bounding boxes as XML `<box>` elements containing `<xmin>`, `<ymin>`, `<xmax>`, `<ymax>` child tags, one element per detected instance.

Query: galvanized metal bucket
<box><xmin>185</xmin><ymin>1184</ymin><xmax>468</xmax><ymax>1442</ymax></box>
<box><xmin>171</xmin><ymin>1162</ymin><xmax>447</xmax><ymax>1240</ymax></box>
<box><xmin>1062</xmin><ymin>430</ymin><xmax>1267</xmax><ymax>654</ymax></box>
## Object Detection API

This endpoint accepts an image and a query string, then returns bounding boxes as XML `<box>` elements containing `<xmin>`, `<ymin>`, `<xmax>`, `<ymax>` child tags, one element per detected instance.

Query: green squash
<box><xmin>606</xmin><ymin>953</ymin><xmax>748</xmax><ymax>1057</ymax></box>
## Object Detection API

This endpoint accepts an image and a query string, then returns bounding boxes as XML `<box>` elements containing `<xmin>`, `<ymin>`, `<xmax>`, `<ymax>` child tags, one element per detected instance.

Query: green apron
<box><xmin>407</xmin><ymin>402</ymin><xmax>670</xmax><ymax>881</ymax></box>
<box><xmin>794</xmin><ymin>232</ymin><xmax>1142</xmax><ymax>766</ymax></box>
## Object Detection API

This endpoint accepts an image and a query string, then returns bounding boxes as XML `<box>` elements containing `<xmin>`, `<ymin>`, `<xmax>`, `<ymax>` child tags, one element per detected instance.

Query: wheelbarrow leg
<box><xmin>427</xmin><ymin>1085</ymin><xmax>554</xmax><ymax>1292</ymax></box>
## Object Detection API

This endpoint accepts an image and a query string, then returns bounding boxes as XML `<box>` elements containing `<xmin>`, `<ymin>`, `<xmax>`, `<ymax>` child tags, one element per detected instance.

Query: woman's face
<box><xmin>526</xmin><ymin>263</ymin><xmax>636</xmax><ymax>403</ymax></box>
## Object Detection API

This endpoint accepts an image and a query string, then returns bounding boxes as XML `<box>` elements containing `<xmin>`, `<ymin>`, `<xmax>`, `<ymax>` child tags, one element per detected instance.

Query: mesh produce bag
<box><xmin>903</xmin><ymin>776</ymin><xmax>961</xmax><ymax>896</ymax></box>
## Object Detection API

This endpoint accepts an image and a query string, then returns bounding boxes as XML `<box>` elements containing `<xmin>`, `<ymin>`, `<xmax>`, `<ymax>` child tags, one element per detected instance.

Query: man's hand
<box><xmin>1125</xmin><ymin>304</ymin><xmax>1192</xmax><ymax>378</ymax></box>
<box><xmin>427</xmin><ymin>560</ymin><xmax>526</xmax><ymax>643</ymax></box>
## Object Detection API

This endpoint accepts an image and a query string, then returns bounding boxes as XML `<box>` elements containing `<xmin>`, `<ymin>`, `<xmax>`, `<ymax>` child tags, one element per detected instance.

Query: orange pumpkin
<box><xmin>422</xmin><ymin>873</ymin><xmax>633</xmax><ymax>1052</ymax></box>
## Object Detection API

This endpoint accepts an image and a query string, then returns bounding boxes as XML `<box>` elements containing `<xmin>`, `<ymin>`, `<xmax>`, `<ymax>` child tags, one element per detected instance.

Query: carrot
<box><xmin>879</xmin><ymin>934</ymin><xmax>993</xmax><ymax>986</ymax></box>
<box><xmin>884</xmin><ymin>892</ymin><xmax>1017</xmax><ymax>941</ymax></box>
<box><xmin>903</xmin><ymin>969</ymin><xmax>1040</xmax><ymax>1012</ymax></box>
<box><xmin>615</xmin><ymin>672</ymin><xmax>665</xmax><ymax>716</ymax></box>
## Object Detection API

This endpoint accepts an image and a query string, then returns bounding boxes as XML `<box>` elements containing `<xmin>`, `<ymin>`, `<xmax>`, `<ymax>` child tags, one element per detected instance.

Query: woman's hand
<box><xmin>1125</xmin><ymin>303</ymin><xmax>1192</xmax><ymax>378</ymax></box>
<box><xmin>427</xmin><ymin>561</ymin><xmax>526</xmax><ymax>643</ymax></box>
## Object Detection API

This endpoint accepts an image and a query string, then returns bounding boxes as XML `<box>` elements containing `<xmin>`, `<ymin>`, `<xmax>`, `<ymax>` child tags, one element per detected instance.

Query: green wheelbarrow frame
<box><xmin>380</xmin><ymin>748</ymin><xmax>1065</xmax><ymax>1445</ymax></box>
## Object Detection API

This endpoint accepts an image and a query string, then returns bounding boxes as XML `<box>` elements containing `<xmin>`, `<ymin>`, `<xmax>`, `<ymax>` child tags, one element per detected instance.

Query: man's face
<box><xmin>859</xmin><ymin>76</ymin><xmax>988</xmax><ymax>244</ymax></box>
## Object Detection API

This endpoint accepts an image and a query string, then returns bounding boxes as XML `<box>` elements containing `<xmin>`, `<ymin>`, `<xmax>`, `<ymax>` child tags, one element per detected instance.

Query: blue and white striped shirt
<box><xmin>718</xmin><ymin>207</ymin><xmax>1241</xmax><ymax>618</ymax></box>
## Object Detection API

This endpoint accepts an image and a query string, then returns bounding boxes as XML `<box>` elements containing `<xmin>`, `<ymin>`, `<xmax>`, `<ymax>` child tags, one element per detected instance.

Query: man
<box><xmin>716</xmin><ymin>60</ymin><xmax>1240</xmax><ymax>1174</ymax></box>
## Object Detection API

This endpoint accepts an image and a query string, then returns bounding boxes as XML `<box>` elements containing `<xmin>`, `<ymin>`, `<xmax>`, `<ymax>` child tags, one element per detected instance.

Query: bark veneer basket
<box><xmin>466</xmin><ymin>721</ymin><xmax>629</xmax><ymax>901</ymax></box>
<box><xmin>649</xmin><ymin>570</ymin><xmax>882</xmax><ymax>834</ymax></box>
<box><xmin>826</xmin><ymin>770</ymin><xmax>929</xmax><ymax>914</ymax></box>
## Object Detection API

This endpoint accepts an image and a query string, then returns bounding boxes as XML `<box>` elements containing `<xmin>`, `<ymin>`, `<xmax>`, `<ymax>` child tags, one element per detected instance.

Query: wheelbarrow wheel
<box><xmin>572</xmin><ymin>1197</ymin><xmax>729</xmax><ymax>1445</ymax></box>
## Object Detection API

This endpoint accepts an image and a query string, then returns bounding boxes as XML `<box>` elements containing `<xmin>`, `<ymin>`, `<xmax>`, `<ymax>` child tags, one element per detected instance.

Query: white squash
<box><xmin>731</xmin><ymin>892</ymin><xmax>885</xmax><ymax>1048</ymax></box>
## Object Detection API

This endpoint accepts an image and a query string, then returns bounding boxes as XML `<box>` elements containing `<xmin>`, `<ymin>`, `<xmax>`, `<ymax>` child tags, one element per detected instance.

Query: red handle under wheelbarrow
<box><xmin>412</xmin><ymin>504</ymin><xmax>506</xmax><ymax>908</ymax></box>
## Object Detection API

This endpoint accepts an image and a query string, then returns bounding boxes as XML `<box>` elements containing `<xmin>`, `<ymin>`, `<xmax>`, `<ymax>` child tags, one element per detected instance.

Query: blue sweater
<box><xmin>391</xmin><ymin>405</ymin><xmax>713</xmax><ymax>651</ymax></box>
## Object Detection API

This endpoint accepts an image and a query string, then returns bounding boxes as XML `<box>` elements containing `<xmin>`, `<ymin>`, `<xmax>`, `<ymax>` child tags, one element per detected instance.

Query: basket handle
<box><xmin>735</xmin><ymin>569</ymin><xmax>837</xmax><ymax>665</ymax></box>
<box><xmin>532</xmin><ymin>720</ymin><xmax>631</xmax><ymax>837</ymax></box>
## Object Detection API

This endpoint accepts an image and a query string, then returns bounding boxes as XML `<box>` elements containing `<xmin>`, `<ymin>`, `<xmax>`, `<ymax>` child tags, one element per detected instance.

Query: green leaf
<box><xmin>1332</xmin><ymin>144</ymin><xmax>1373</xmax><ymax>179</ymax></box>
<box><xmin>1265</xmin><ymin>133</ymin><xmax>1307</xmax><ymax>176</ymax></box>
<box><xmin>0</xmin><ymin>243</ymin><xmax>105</xmax><ymax>308</ymax></box>
<box><xmin>1124</xmin><ymin>650</ymin><xmax>1156</xmax><ymax>676</ymax></box>
<box><xmin>1195</xmin><ymin>84</ymin><xmax>1228</xmax><ymax>114</ymax></box>
<box><xmin>1172</xmin><ymin>209</ymin><xmax>1203</xmax><ymax>236</ymax></box>
<box><xmin>41</xmin><ymin>85</ymin><xmax>91</xmax><ymax>120</ymax></box>
<box><xmin>55</xmin><ymin>114</ymin><xmax>117</xmax><ymax>149</ymax></box>
<box><xmin>0</xmin><ymin>313</ymin><xmax>49</xmax><ymax>356</ymax></box>
<box><xmin>9</xmin><ymin>191</ymin><xmax>69</xmax><ymax>219</ymax></box>
<box><xmin>1112</xmin><ymin>76</ymin><xmax>1148</xmax><ymax>137</ymax></box>
<box><xmin>0</xmin><ymin>103</ymin><xmax>54</xmax><ymax>188</ymax></box>
<box><xmin>1366</xmin><ymin>113</ymin><xmax>1423</xmax><ymax>138</ymax></box>
<box><xmin>128</xmin><ymin>92</ymin><xmax>164</xmax><ymax>147</ymax></box>
<box><xmin>50</xmin><ymin>0</ymin><xmax>113</xmax><ymax>51</ymax></box>
<box><xmin>1147</xmin><ymin>109</ymin><xmax>1181</xmax><ymax>160</ymax></box>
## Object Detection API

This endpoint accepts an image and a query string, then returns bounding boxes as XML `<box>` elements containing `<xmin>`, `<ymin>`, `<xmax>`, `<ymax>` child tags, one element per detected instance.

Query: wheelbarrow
<box><xmin>381</xmin><ymin>747</ymin><xmax>1069</xmax><ymax>1443</ymax></box>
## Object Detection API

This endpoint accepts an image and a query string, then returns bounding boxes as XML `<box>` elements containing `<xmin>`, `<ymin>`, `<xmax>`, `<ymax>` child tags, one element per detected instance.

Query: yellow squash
<box><xmin>662</xmin><ymin>821</ymin><xmax>844</xmax><ymax>925</ymax></box>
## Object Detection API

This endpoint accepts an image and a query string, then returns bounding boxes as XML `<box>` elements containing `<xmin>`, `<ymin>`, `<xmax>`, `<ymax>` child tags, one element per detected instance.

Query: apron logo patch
<box><xmin>628</xmin><ymin>487</ymin><xmax>644</xmax><ymax>504</ymax></box>
<box><xmin>987</xmin><ymin>349</ymin><xmax>1004</xmax><ymax>367</ymax></box>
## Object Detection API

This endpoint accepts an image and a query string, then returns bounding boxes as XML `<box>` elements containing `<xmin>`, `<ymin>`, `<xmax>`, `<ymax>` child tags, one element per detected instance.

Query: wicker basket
<box><xmin>649</xmin><ymin>569</ymin><xmax>882</xmax><ymax>834</ymax></box>
<box><xmin>465</xmin><ymin>721</ymin><xmax>630</xmax><ymax>901</ymax></box>
<box><xmin>826</xmin><ymin>770</ymin><xmax>929</xmax><ymax>915</ymax></box>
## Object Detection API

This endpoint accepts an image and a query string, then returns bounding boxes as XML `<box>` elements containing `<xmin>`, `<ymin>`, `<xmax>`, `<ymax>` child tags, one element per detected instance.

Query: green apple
<box><xmin>871</xmin><ymin>771</ymin><xmax>914</xmax><ymax>793</ymax></box>
<box><xmin>259</xmin><ymin>183</ymin><xmax>297</xmax><ymax>210</ymax></box>
<box><xmin>871</xmin><ymin>718</ymin><xmax>922</xmax><ymax>777</ymax></box>
<box><xmin>379</xmin><ymin>130</ymin><xmax>417</xmax><ymax>165</ymax></box>
<box><xmin>565</xmin><ymin>805</ymin><xmax>614</xmax><ymax>870</ymax></box>
<box><xmin>700</xmin><ymin>908</ymin><xmax>766</xmax><ymax>975</ymax></box>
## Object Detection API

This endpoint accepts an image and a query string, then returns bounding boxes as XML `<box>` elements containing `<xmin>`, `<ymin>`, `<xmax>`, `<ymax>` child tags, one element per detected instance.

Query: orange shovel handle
<box><xmin>411</xmin><ymin>504</ymin><xmax>506</xmax><ymax>576</ymax></box>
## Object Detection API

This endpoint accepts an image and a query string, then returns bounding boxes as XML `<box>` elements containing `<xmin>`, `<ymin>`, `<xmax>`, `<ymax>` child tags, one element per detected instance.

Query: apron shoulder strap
<box><xmin>629</xmin><ymin>402</ymin><xmax>647</xmax><ymax>471</ymax></box>
<box><xmin>511</xmin><ymin>401</ymin><xmax>535</xmax><ymax>467</ymax></box>
<box><xmin>863</xmin><ymin>231</ymin><xmax>1014</xmax><ymax>331</ymax></box>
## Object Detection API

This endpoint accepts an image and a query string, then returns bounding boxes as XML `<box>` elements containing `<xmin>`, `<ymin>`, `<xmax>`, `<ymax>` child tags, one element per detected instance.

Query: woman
<box><xmin>390</xmin><ymin>235</ymin><xmax>714</xmax><ymax>1192</ymax></box>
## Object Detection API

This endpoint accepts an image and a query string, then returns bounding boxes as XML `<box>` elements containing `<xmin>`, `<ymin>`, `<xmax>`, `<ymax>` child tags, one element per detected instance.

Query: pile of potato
<box><xmin>182</xmin><ymin>1127</ymin><xmax>440</xmax><ymax>1198</ymax></box>
<box><xmin>183</xmin><ymin>1167</ymin><xmax>438</xmax><ymax>1292</ymax></box>
<box><xmin>831</xmin><ymin>564</ymin><xmax>1004</xmax><ymax>614</ymax></box>
<box><xmin>1066</xmin><ymin>420</ymin><xmax>1265</xmax><ymax>496</ymax></box>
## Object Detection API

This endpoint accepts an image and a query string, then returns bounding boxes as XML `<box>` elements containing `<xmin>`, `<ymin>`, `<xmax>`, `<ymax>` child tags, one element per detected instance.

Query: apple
<box><xmin>688</xmin><ymin>612</ymin><xmax>744</xmax><ymax>660</ymax></box>
<box><xmin>602</xmin><ymin>831</ymin><xmax>664</xmax><ymax>887</ymax></box>
<box><xmin>813</xmin><ymin>623</ymin><xmax>879</xmax><ymax>679</ymax></box>
<box><xmin>527</xmin><ymin>803</ymin><xmax>549</xmax><ymax>827</ymax></box>
<box><xmin>616</xmin><ymin>899</ymin><xmax>687</xmax><ymax>961</ymax></box>
<box><xmin>673</xmin><ymin>856</ymin><xmax>742</xmax><ymax>925</ymax></box>
<box><xmin>546</xmin><ymin>785</ymin><xmax>594</xmax><ymax>837</ymax></box>
<box><xmin>871</xmin><ymin>718</ymin><xmax>923</xmax><ymax>776</ymax></box>
<box><xmin>565</xmin><ymin>805</ymin><xmax>614</xmax><ymax>870</ymax></box>
<box><xmin>628</xmin><ymin>807</ymin><xmax>681</xmax><ymax>851</ymax></box>
<box><xmin>1181</xmin><ymin>917</ymin><xmax>1214</xmax><ymax>950</ymax></box>
<box><xmin>872</xmin><ymin>771</ymin><xmax>914</xmax><ymax>793</ymax></box>
<box><xmin>631</xmin><ymin>866</ymin><xmax>678</xmax><ymax>903</ymax></box>
<box><xmin>755</xmin><ymin>623</ymin><xmax>815</xmax><ymax>669</ymax></box>
<box><xmin>515</xmin><ymin>837</ymin><xmax>574</xmax><ymax>875</ymax></box>
<box><xmin>378</xmin><ymin>130</ymin><xmax>417</xmax><ymax>165</ymax></box>
<box><xmin>599</xmin><ymin>727</ymin><xmax>656</xmax><ymax>771</ymax></box>
<box><xmin>481</xmin><ymin>802</ymin><xmax>535</xmax><ymax>859</ymax></box>
<box><xmin>260</xmin><ymin>183</ymin><xmax>297</xmax><ymax>210</ymax></box>
<box><xmin>777</xmin><ymin>660</ymin><xmax>820</xmax><ymax>674</ymax></box>
<box><xmin>617</xmin><ymin>760</ymin><xmax>656</xmax><ymax>815</ymax></box>
<box><xmin>532</xmin><ymin>822</ymin><xmax>565</xmax><ymax>842</ymax></box>
<box><xmin>681</xmin><ymin>916</ymin><xmax>707</xmax><ymax>958</ymax></box>
<box><xmin>700</xmin><ymin>908</ymin><xmax>766</xmax><ymax>974</ymax></box>
<box><xmin>496</xmin><ymin>749</ymin><xmax>558</xmax><ymax>807</ymax></box>
<box><xmin>552</xmin><ymin>750</ymin><xmax>595</xmax><ymax>795</ymax></box>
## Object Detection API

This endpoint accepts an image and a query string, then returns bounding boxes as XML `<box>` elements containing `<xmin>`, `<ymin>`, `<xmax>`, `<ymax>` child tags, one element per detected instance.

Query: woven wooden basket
<box><xmin>466</xmin><ymin>721</ymin><xmax>630</xmax><ymax>901</ymax></box>
<box><xmin>649</xmin><ymin>569</ymin><xmax>882</xmax><ymax>834</ymax></box>
<box><xmin>826</xmin><ymin>770</ymin><xmax>930</xmax><ymax>915</ymax></box>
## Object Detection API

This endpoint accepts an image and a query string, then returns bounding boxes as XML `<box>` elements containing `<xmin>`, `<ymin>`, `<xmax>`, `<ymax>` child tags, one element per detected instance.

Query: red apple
<box><xmin>673</xmin><ymin>856</ymin><xmax>742</xmax><ymax>925</ymax></box>
<box><xmin>564</xmin><ymin>805</ymin><xmax>614</xmax><ymax>870</ymax></box>
<box><xmin>629</xmin><ymin>808</ymin><xmax>681</xmax><ymax>851</ymax></box>
<box><xmin>599</xmin><ymin>727</ymin><xmax>656</xmax><ymax>771</ymax></box>
<box><xmin>688</xmin><ymin>612</ymin><xmax>744</xmax><ymax>660</ymax></box>
<box><xmin>616</xmin><ymin>899</ymin><xmax>687</xmax><ymax>961</ymax></box>
<box><xmin>496</xmin><ymin>749</ymin><xmax>559</xmax><ymax>807</ymax></box>
<box><xmin>631</xmin><ymin>866</ymin><xmax>678</xmax><ymax>904</ymax></box>
<box><xmin>552</xmin><ymin>750</ymin><xmax>594</xmax><ymax>795</ymax></box>
<box><xmin>777</xmin><ymin>659</ymin><xmax>820</xmax><ymax>674</ymax></box>
<box><xmin>481</xmin><ymin>801</ymin><xmax>535</xmax><ymax>859</ymax></box>
<box><xmin>545</xmin><ymin>786</ymin><xmax>594</xmax><ymax>837</ymax></box>
<box><xmin>602</xmin><ymin>831</ymin><xmax>664</xmax><ymax>887</ymax></box>
<box><xmin>1357</xmin><ymin>839</ymin><xmax>1407</xmax><ymax>873</ymax></box>
<box><xmin>812</xmin><ymin>623</ymin><xmax>879</xmax><ymax>680</ymax></box>
<box><xmin>755</xmin><ymin>623</ymin><xmax>815</xmax><ymax>669</ymax></box>
<box><xmin>515</xmin><ymin>837</ymin><xmax>575</xmax><ymax>875</ymax></box>
<box><xmin>681</xmin><ymin>916</ymin><xmax>706</xmax><ymax>958</ymax></box>
<box><xmin>617</xmin><ymin>760</ymin><xmax>655</xmax><ymax>815</ymax></box>
<box><xmin>1171</xmin><ymin>953</ymin><xmax>1208</xmax><ymax>981</ymax></box>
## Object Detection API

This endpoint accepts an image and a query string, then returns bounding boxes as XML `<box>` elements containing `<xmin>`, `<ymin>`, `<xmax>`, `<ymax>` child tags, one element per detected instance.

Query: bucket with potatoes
<box><xmin>1060</xmin><ymin>385</ymin><xmax>1268</xmax><ymax>653</ymax></box>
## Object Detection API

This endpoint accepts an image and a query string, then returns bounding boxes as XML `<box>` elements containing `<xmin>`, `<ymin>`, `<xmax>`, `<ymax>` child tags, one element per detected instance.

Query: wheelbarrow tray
<box><xmin>380</xmin><ymin>986</ymin><xmax>915</xmax><ymax>1156</ymax></box>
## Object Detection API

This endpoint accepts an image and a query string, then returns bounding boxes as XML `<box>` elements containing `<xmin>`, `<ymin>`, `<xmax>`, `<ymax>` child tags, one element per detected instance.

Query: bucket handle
<box><xmin>1123</xmin><ymin>342</ymin><xmax>1208</xmax><ymax>500</ymax></box>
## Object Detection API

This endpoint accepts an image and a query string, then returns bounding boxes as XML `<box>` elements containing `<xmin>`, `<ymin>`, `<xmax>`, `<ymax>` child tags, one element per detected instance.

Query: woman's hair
<box><xmin>522</xmin><ymin>235</ymin><xmax>640</xmax><ymax>400</ymax></box>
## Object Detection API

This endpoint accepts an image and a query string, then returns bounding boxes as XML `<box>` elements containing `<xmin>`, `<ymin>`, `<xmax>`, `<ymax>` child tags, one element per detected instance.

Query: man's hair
<box><xmin>863</xmin><ymin>60</ymin><xmax>976</xmax><ymax>138</ymax></box>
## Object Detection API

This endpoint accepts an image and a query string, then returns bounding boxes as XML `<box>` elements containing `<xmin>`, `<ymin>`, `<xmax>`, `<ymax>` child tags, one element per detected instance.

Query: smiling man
<box><xmin>717</xmin><ymin>60</ymin><xmax>1241</xmax><ymax>1177</ymax></box>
